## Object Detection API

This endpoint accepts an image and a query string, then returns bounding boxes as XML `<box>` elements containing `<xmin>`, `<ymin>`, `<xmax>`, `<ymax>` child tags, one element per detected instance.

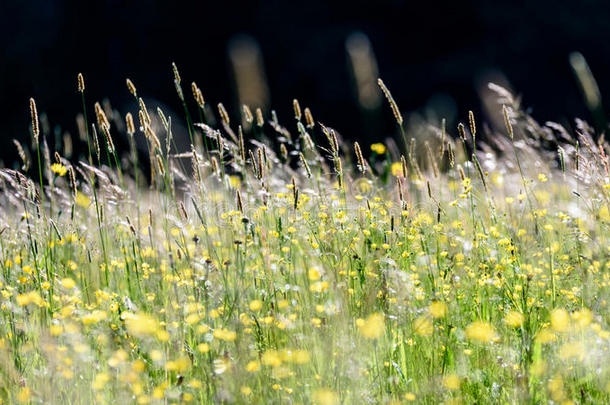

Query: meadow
<box><xmin>0</xmin><ymin>67</ymin><xmax>609</xmax><ymax>404</ymax></box>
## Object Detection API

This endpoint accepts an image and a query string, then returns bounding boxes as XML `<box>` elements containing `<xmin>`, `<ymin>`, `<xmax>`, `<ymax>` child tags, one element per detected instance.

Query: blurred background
<box><xmin>2</xmin><ymin>0</ymin><xmax>610</xmax><ymax>167</ymax></box>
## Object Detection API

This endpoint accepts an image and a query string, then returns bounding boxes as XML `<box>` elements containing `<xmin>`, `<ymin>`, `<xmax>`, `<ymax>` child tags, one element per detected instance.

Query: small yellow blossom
<box><xmin>504</xmin><ymin>311</ymin><xmax>524</xmax><ymax>328</ymax></box>
<box><xmin>312</xmin><ymin>388</ymin><xmax>339</xmax><ymax>405</ymax></box>
<box><xmin>550</xmin><ymin>308</ymin><xmax>570</xmax><ymax>332</ymax></box>
<box><xmin>51</xmin><ymin>163</ymin><xmax>68</xmax><ymax>176</ymax></box>
<box><xmin>465</xmin><ymin>321</ymin><xmax>497</xmax><ymax>343</ymax></box>
<box><xmin>61</xmin><ymin>278</ymin><xmax>76</xmax><ymax>289</ymax></box>
<box><xmin>17</xmin><ymin>387</ymin><xmax>32</xmax><ymax>403</ymax></box>
<box><xmin>391</xmin><ymin>162</ymin><xmax>404</xmax><ymax>176</ymax></box>
<box><xmin>358</xmin><ymin>313</ymin><xmax>385</xmax><ymax>339</ymax></box>
<box><xmin>308</xmin><ymin>267</ymin><xmax>322</xmax><ymax>281</ymax></box>
<box><xmin>428</xmin><ymin>301</ymin><xmax>448</xmax><ymax>318</ymax></box>
<box><xmin>370</xmin><ymin>143</ymin><xmax>386</xmax><ymax>154</ymax></box>
<box><xmin>414</xmin><ymin>316</ymin><xmax>433</xmax><ymax>337</ymax></box>
<box><xmin>443</xmin><ymin>374</ymin><xmax>461</xmax><ymax>390</ymax></box>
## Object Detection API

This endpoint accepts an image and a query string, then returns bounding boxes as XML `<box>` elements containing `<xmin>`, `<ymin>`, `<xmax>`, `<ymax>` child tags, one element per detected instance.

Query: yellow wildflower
<box><xmin>370</xmin><ymin>143</ymin><xmax>386</xmax><ymax>154</ymax></box>
<box><xmin>465</xmin><ymin>321</ymin><xmax>497</xmax><ymax>343</ymax></box>
<box><xmin>358</xmin><ymin>313</ymin><xmax>385</xmax><ymax>339</ymax></box>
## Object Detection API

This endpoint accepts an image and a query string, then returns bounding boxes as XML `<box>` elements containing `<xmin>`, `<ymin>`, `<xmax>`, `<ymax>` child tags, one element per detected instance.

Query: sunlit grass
<box><xmin>0</xmin><ymin>71</ymin><xmax>609</xmax><ymax>404</ymax></box>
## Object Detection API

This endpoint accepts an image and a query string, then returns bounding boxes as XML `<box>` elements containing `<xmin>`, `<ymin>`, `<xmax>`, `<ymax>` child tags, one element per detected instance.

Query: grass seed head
<box><xmin>125</xmin><ymin>112</ymin><xmax>135</xmax><ymax>135</ymax></box>
<box><xmin>95</xmin><ymin>102</ymin><xmax>110</xmax><ymax>129</ymax></box>
<box><xmin>101</xmin><ymin>123</ymin><xmax>115</xmax><ymax>153</ymax></box>
<box><xmin>68</xmin><ymin>166</ymin><xmax>77</xmax><ymax>199</ymax></box>
<box><xmin>172</xmin><ymin>62</ymin><xmax>181</xmax><ymax>84</ymax></box>
<box><xmin>77</xmin><ymin>73</ymin><xmax>85</xmax><ymax>93</ymax></box>
<box><xmin>91</xmin><ymin>123</ymin><xmax>100</xmax><ymax>161</ymax></box>
<box><xmin>304</xmin><ymin>107</ymin><xmax>314</xmax><ymax>128</ymax></box>
<box><xmin>299</xmin><ymin>152</ymin><xmax>312</xmax><ymax>178</ymax></box>
<box><xmin>354</xmin><ymin>141</ymin><xmax>366</xmax><ymax>173</ymax></box>
<box><xmin>377</xmin><ymin>78</ymin><xmax>403</xmax><ymax>125</ymax></box>
<box><xmin>13</xmin><ymin>139</ymin><xmax>29</xmax><ymax>170</ymax></box>
<box><xmin>126</xmin><ymin>78</ymin><xmax>137</xmax><ymax>97</ymax></box>
<box><xmin>139</xmin><ymin>98</ymin><xmax>151</xmax><ymax>126</ymax></box>
<box><xmin>243</xmin><ymin>104</ymin><xmax>253</xmax><ymax>123</ymax></box>
<box><xmin>29</xmin><ymin>98</ymin><xmax>39</xmax><ymax>141</ymax></box>
<box><xmin>293</xmin><ymin>98</ymin><xmax>302</xmax><ymax>121</ymax></box>
<box><xmin>503</xmin><ymin>105</ymin><xmax>514</xmax><ymax>139</ymax></box>
<box><xmin>238</xmin><ymin>126</ymin><xmax>246</xmax><ymax>161</ymax></box>
<box><xmin>218</xmin><ymin>103</ymin><xmax>230</xmax><ymax>126</ymax></box>
<box><xmin>192</xmin><ymin>82</ymin><xmax>205</xmax><ymax>108</ymax></box>
<box><xmin>457</xmin><ymin>123</ymin><xmax>467</xmax><ymax>142</ymax></box>
<box><xmin>236</xmin><ymin>190</ymin><xmax>244</xmax><ymax>212</ymax></box>
<box><xmin>256</xmin><ymin>108</ymin><xmax>264</xmax><ymax>127</ymax></box>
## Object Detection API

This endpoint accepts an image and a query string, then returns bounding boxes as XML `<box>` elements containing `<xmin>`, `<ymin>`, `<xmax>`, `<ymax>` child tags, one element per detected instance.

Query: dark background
<box><xmin>2</xmin><ymin>0</ymin><xmax>610</xmax><ymax>166</ymax></box>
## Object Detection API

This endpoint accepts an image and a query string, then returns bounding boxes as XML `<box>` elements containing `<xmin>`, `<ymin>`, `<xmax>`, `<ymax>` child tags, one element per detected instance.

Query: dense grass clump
<box><xmin>0</xmin><ymin>70</ymin><xmax>609</xmax><ymax>404</ymax></box>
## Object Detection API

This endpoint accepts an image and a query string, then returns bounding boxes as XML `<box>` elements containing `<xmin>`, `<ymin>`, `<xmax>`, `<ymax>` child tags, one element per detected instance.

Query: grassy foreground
<box><xmin>0</xmin><ymin>70</ymin><xmax>609</xmax><ymax>404</ymax></box>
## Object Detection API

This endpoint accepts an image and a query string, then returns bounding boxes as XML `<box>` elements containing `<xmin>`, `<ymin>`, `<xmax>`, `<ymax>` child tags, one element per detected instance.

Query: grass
<box><xmin>0</xmin><ymin>69</ymin><xmax>609</xmax><ymax>404</ymax></box>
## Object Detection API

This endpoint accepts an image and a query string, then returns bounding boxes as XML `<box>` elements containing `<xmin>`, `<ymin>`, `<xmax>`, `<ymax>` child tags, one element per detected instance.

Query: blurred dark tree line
<box><xmin>2</xmin><ymin>0</ymin><xmax>610</xmax><ymax>166</ymax></box>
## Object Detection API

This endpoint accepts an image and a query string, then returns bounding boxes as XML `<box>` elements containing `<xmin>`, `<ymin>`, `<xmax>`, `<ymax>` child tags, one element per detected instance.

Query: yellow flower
<box><xmin>165</xmin><ymin>356</ymin><xmax>191</xmax><ymax>373</ymax></box>
<box><xmin>152</xmin><ymin>385</ymin><xmax>166</xmax><ymax>399</ymax></box>
<box><xmin>465</xmin><ymin>321</ymin><xmax>497</xmax><ymax>343</ymax></box>
<box><xmin>213</xmin><ymin>328</ymin><xmax>237</xmax><ymax>341</ymax></box>
<box><xmin>309</xmin><ymin>281</ymin><xmax>329</xmax><ymax>293</ymax></box>
<box><xmin>245</xmin><ymin>360</ymin><xmax>260</xmax><ymax>372</ymax></box>
<box><xmin>61</xmin><ymin>278</ymin><xmax>76</xmax><ymax>289</ymax></box>
<box><xmin>82</xmin><ymin>310</ymin><xmax>108</xmax><ymax>325</ymax></box>
<box><xmin>504</xmin><ymin>311</ymin><xmax>524</xmax><ymax>328</ymax></box>
<box><xmin>550</xmin><ymin>308</ymin><xmax>570</xmax><ymax>332</ymax></box>
<box><xmin>124</xmin><ymin>313</ymin><xmax>159</xmax><ymax>337</ymax></box>
<box><xmin>370</xmin><ymin>143</ymin><xmax>386</xmax><ymax>154</ymax></box>
<box><xmin>249</xmin><ymin>300</ymin><xmax>263</xmax><ymax>311</ymax></box>
<box><xmin>548</xmin><ymin>375</ymin><xmax>566</xmax><ymax>402</ymax></box>
<box><xmin>312</xmin><ymin>388</ymin><xmax>339</xmax><ymax>405</ymax></box>
<box><xmin>157</xmin><ymin>330</ymin><xmax>169</xmax><ymax>342</ymax></box>
<box><xmin>414</xmin><ymin>316</ymin><xmax>433</xmax><ymax>336</ymax></box>
<box><xmin>188</xmin><ymin>379</ymin><xmax>202</xmax><ymax>389</ymax></box>
<box><xmin>75</xmin><ymin>191</ymin><xmax>91</xmax><ymax>208</ymax></box>
<box><xmin>262</xmin><ymin>350</ymin><xmax>282</xmax><ymax>367</ymax></box>
<box><xmin>534</xmin><ymin>329</ymin><xmax>556</xmax><ymax>344</ymax></box>
<box><xmin>428</xmin><ymin>301</ymin><xmax>447</xmax><ymax>318</ymax></box>
<box><xmin>229</xmin><ymin>175</ymin><xmax>241</xmax><ymax>189</ymax></box>
<box><xmin>17</xmin><ymin>387</ymin><xmax>32</xmax><ymax>403</ymax></box>
<box><xmin>150</xmin><ymin>350</ymin><xmax>164</xmax><ymax>361</ymax></box>
<box><xmin>16</xmin><ymin>291</ymin><xmax>45</xmax><ymax>307</ymax></box>
<box><xmin>530</xmin><ymin>359</ymin><xmax>547</xmax><ymax>376</ymax></box>
<box><xmin>50</xmin><ymin>324</ymin><xmax>63</xmax><ymax>336</ymax></box>
<box><xmin>358</xmin><ymin>313</ymin><xmax>385</xmax><ymax>339</ymax></box>
<box><xmin>599</xmin><ymin>205</ymin><xmax>610</xmax><ymax>222</ymax></box>
<box><xmin>292</xmin><ymin>350</ymin><xmax>311</xmax><ymax>364</ymax></box>
<box><xmin>559</xmin><ymin>342</ymin><xmax>585</xmax><ymax>361</ymax></box>
<box><xmin>390</xmin><ymin>162</ymin><xmax>404</xmax><ymax>176</ymax></box>
<box><xmin>92</xmin><ymin>373</ymin><xmax>111</xmax><ymax>390</ymax></box>
<box><xmin>51</xmin><ymin>163</ymin><xmax>68</xmax><ymax>176</ymax></box>
<box><xmin>443</xmin><ymin>374</ymin><xmax>461</xmax><ymax>390</ymax></box>
<box><xmin>571</xmin><ymin>309</ymin><xmax>592</xmax><ymax>328</ymax></box>
<box><xmin>308</xmin><ymin>267</ymin><xmax>322</xmax><ymax>281</ymax></box>
<box><xmin>185</xmin><ymin>313</ymin><xmax>200</xmax><ymax>325</ymax></box>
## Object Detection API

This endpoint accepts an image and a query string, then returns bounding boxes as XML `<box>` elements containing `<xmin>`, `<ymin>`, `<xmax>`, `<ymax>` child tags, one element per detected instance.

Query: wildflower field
<box><xmin>0</xmin><ymin>67</ymin><xmax>609</xmax><ymax>404</ymax></box>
